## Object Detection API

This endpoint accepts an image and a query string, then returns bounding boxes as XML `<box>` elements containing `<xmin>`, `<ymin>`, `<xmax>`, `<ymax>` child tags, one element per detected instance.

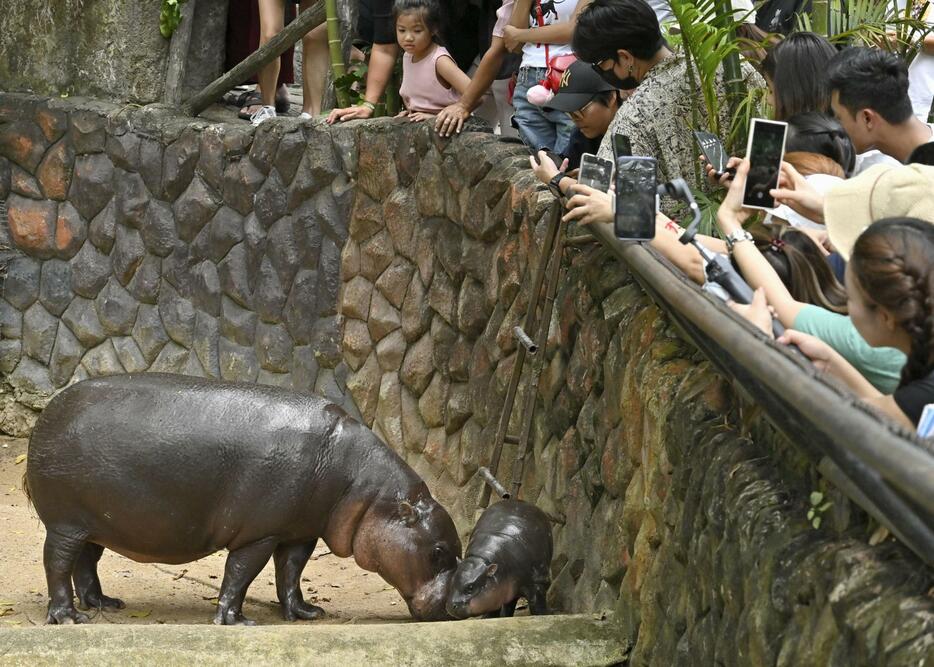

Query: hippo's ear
<box><xmin>399</xmin><ymin>500</ymin><xmax>419</xmax><ymax>526</ymax></box>
<box><xmin>485</xmin><ymin>563</ymin><xmax>498</xmax><ymax>578</ymax></box>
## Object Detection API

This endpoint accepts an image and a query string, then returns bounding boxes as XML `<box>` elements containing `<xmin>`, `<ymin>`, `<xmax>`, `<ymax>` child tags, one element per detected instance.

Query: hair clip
<box><xmin>769</xmin><ymin>238</ymin><xmax>786</xmax><ymax>253</ymax></box>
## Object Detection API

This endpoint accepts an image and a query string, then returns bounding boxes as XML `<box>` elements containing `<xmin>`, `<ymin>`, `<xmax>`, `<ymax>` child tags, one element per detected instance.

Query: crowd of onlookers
<box><xmin>236</xmin><ymin>0</ymin><xmax>934</xmax><ymax>433</ymax></box>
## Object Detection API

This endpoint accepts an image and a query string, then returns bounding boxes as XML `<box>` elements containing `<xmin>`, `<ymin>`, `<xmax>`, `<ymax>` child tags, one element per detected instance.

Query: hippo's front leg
<box><xmin>527</xmin><ymin>586</ymin><xmax>549</xmax><ymax>615</ymax></box>
<box><xmin>274</xmin><ymin>540</ymin><xmax>326</xmax><ymax>621</ymax></box>
<box><xmin>213</xmin><ymin>538</ymin><xmax>277</xmax><ymax>625</ymax></box>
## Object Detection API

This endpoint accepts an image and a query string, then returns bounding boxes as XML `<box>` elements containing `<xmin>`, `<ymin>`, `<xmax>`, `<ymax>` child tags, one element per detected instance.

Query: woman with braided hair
<box><xmin>780</xmin><ymin>218</ymin><xmax>934</xmax><ymax>428</ymax></box>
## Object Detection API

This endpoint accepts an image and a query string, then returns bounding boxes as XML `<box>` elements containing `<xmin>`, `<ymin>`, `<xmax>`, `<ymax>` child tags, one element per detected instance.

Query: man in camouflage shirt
<box><xmin>573</xmin><ymin>0</ymin><xmax>761</xmax><ymax>193</ymax></box>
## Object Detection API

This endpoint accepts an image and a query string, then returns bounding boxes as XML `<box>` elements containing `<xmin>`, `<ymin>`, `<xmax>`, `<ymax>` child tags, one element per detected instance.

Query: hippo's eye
<box><xmin>431</xmin><ymin>545</ymin><xmax>447</xmax><ymax>563</ymax></box>
<box><xmin>463</xmin><ymin>583</ymin><xmax>475</xmax><ymax>595</ymax></box>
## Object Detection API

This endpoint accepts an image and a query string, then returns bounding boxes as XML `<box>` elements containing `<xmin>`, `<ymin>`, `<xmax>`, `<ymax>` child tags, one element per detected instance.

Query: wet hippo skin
<box><xmin>25</xmin><ymin>373</ymin><xmax>462</xmax><ymax>625</ymax></box>
<box><xmin>446</xmin><ymin>499</ymin><xmax>553</xmax><ymax>619</ymax></box>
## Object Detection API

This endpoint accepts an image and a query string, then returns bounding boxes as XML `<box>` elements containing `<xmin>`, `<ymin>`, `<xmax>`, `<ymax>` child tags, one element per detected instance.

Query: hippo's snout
<box><xmin>407</xmin><ymin>569</ymin><xmax>455</xmax><ymax>621</ymax></box>
<box><xmin>445</xmin><ymin>598</ymin><xmax>470</xmax><ymax>620</ymax></box>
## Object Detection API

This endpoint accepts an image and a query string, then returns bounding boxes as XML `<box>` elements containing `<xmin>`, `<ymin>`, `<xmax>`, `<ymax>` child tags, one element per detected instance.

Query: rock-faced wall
<box><xmin>0</xmin><ymin>0</ymin><xmax>228</xmax><ymax>104</ymax></box>
<box><xmin>0</xmin><ymin>95</ymin><xmax>357</xmax><ymax>434</ymax></box>
<box><xmin>342</xmin><ymin>121</ymin><xmax>934</xmax><ymax>665</ymax></box>
<box><xmin>1</xmin><ymin>94</ymin><xmax>931</xmax><ymax>666</ymax></box>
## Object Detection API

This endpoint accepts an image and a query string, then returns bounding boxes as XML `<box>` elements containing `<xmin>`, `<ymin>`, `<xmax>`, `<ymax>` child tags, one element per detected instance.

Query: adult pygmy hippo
<box><xmin>25</xmin><ymin>373</ymin><xmax>462</xmax><ymax>625</ymax></box>
<box><xmin>446</xmin><ymin>499</ymin><xmax>552</xmax><ymax>618</ymax></box>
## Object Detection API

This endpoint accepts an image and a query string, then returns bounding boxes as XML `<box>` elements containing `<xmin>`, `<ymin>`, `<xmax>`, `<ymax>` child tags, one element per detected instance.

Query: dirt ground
<box><xmin>0</xmin><ymin>435</ymin><xmax>409</xmax><ymax>628</ymax></box>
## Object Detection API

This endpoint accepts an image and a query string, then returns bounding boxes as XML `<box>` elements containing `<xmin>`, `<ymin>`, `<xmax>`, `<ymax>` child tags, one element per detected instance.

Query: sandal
<box><xmin>237</xmin><ymin>90</ymin><xmax>263</xmax><ymax>120</ymax></box>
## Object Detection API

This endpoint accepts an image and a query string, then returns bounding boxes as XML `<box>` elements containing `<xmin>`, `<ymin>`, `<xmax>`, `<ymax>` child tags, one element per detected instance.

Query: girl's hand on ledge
<box><xmin>397</xmin><ymin>110</ymin><xmax>436</xmax><ymax>123</ymax></box>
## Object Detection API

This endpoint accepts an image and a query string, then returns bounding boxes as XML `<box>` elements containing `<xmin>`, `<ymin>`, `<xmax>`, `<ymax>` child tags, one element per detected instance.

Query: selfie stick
<box><xmin>658</xmin><ymin>179</ymin><xmax>786</xmax><ymax>340</ymax></box>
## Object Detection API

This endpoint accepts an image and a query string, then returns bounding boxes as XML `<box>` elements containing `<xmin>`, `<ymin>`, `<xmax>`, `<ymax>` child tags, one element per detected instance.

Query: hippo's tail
<box><xmin>21</xmin><ymin>471</ymin><xmax>31</xmax><ymax>507</ymax></box>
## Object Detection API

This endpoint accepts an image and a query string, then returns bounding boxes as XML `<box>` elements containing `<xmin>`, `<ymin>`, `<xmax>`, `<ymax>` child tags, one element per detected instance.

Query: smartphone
<box><xmin>529</xmin><ymin>147</ymin><xmax>564</xmax><ymax>170</ymax></box>
<box><xmin>614</xmin><ymin>156</ymin><xmax>657</xmax><ymax>241</ymax></box>
<box><xmin>578</xmin><ymin>153</ymin><xmax>614</xmax><ymax>192</ymax></box>
<box><xmin>743</xmin><ymin>119</ymin><xmax>788</xmax><ymax>210</ymax></box>
<box><xmin>694</xmin><ymin>130</ymin><xmax>733</xmax><ymax>176</ymax></box>
<box><xmin>613</xmin><ymin>133</ymin><xmax>632</xmax><ymax>160</ymax></box>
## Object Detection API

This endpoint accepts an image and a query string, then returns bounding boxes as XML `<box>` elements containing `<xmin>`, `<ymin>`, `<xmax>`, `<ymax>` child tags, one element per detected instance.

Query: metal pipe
<box><xmin>511</xmin><ymin>219</ymin><xmax>566</xmax><ymax>498</ymax></box>
<box><xmin>478</xmin><ymin>203</ymin><xmax>563</xmax><ymax>509</ymax></box>
<box><xmin>602</xmin><ymin>229</ymin><xmax>934</xmax><ymax>511</ymax></box>
<box><xmin>478</xmin><ymin>467</ymin><xmax>510</xmax><ymax>499</ymax></box>
<box><xmin>583</xmin><ymin>225</ymin><xmax>934</xmax><ymax>562</ymax></box>
<box><xmin>513</xmin><ymin>326</ymin><xmax>538</xmax><ymax>354</ymax></box>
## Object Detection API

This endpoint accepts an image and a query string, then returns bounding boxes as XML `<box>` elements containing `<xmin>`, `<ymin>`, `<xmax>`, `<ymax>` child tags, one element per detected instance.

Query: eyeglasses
<box><xmin>568</xmin><ymin>98</ymin><xmax>598</xmax><ymax>121</ymax></box>
<box><xmin>589</xmin><ymin>55</ymin><xmax>616</xmax><ymax>76</ymax></box>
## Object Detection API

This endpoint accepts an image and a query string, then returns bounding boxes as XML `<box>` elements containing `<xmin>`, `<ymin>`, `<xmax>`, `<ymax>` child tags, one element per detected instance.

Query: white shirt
<box><xmin>896</xmin><ymin>0</ymin><xmax>934</xmax><ymax>119</ymax></box>
<box><xmin>521</xmin><ymin>0</ymin><xmax>579</xmax><ymax>69</ymax></box>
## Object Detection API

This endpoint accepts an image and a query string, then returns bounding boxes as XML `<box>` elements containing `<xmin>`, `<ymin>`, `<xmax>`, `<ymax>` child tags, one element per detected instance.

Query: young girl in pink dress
<box><xmin>394</xmin><ymin>0</ymin><xmax>472</xmax><ymax>121</ymax></box>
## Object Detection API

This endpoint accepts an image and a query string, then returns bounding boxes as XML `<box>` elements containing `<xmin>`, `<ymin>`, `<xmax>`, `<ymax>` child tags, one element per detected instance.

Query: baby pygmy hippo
<box><xmin>446</xmin><ymin>499</ymin><xmax>553</xmax><ymax>618</ymax></box>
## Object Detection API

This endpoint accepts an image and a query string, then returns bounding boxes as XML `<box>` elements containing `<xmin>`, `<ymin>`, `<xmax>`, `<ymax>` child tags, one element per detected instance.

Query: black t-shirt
<box><xmin>564</xmin><ymin>130</ymin><xmax>603</xmax><ymax>172</ymax></box>
<box><xmin>893</xmin><ymin>368</ymin><xmax>934</xmax><ymax>426</ymax></box>
<box><xmin>369</xmin><ymin>0</ymin><xmax>395</xmax><ymax>44</ymax></box>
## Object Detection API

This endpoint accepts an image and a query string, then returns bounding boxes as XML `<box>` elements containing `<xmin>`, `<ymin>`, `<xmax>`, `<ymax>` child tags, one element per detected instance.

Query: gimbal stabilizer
<box><xmin>657</xmin><ymin>179</ymin><xmax>786</xmax><ymax>339</ymax></box>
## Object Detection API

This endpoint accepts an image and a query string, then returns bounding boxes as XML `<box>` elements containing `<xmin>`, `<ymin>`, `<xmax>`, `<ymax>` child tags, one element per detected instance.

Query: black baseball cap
<box><xmin>543</xmin><ymin>60</ymin><xmax>617</xmax><ymax>113</ymax></box>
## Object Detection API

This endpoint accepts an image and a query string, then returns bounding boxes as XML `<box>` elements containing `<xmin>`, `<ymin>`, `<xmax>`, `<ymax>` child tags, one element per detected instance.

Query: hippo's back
<box><xmin>468</xmin><ymin>500</ymin><xmax>553</xmax><ymax>570</ymax></box>
<box><xmin>26</xmin><ymin>374</ymin><xmax>351</xmax><ymax>561</ymax></box>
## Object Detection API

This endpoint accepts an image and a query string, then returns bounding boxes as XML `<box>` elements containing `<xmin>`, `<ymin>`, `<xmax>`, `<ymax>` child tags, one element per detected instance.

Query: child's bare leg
<box><xmin>299</xmin><ymin>1</ymin><xmax>329</xmax><ymax>115</ymax></box>
<box><xmin>257</xmin><ymin>0</ymin><xmax>285</xmax><ymax>107</ymax></box>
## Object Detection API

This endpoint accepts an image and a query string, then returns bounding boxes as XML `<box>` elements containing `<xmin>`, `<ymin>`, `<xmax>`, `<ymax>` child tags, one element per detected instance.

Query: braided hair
<box><xmin>849</xmin><ymin>218</ymin><xmax>934</xmax><ymax>386</ymax></box>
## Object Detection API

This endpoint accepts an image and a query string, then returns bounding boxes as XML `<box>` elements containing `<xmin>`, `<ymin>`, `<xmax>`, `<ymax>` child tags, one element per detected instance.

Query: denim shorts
<box><xmin>512</xmin><ymin>66</ymin><xmax>577</xmax><ymax>156</ymax></box>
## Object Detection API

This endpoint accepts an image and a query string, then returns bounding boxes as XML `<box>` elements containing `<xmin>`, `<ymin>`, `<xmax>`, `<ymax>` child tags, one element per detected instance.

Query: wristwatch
<box><xmin>725</xmin><ymin>229</ymin><xmax>754</xmax><ymax>252</ymax></box>
<box><xmin>548</xmin><ymin>172</ymin><xmax>566</xmax><ymax>198</ymax></box>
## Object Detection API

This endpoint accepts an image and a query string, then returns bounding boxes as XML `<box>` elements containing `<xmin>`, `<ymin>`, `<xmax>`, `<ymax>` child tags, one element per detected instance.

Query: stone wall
<box><xmin>1</xmin><ymin>94</ymin><xmax>932</xmax><ymax>665</ymax></box>
<box><xmin>0</xmin><ymin>0</ymin><xmax>228</xmax><ymax>104</ymax></box>
<box><xmin>342</xmin><ymin>121</ymin><xmax>934</xmax><ymax>665</ymax></box>
<box><xmin>0</xmin><ymin>94</ymin><xmax>357</xmax><ymax>435</ymax></box>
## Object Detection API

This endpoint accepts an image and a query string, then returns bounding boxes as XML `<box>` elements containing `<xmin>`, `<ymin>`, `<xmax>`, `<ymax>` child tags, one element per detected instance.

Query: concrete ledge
<box><xmin>0</xmin><ymin>613</ymin><xmax>628</xmax><ymax>666</ymax></box>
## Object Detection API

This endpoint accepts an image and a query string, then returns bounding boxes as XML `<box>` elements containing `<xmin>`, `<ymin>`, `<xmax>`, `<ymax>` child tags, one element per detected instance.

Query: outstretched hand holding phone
<box><xmin>769</xmin><ymin>162</ymin><xmax>826</xmax><ymax>224</ymax></box>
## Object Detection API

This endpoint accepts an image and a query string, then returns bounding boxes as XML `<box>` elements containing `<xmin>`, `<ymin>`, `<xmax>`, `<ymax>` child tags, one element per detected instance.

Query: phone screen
<box><xmin>743</xmin><ymin>120</ymin><xmax>787</xmax><ymax>209</ymax></box>
<box><xmin>613</xmin><ymin>134</ymin><xmax>632</xmax><ymax>160</ymax></box>
<box><xmin>578</xmin><ymin>154</ymin><xmax>614</xmax><ymax>192</ymax></box>
<box><xmin>694</xmin><ymin>130</ymin><xmax>727</xmax><ymax>174</ymax></box>
<box><xmin>614</xmin><ymin>157</ymin><xmax>657</xmax><ymax>241</ymax></box>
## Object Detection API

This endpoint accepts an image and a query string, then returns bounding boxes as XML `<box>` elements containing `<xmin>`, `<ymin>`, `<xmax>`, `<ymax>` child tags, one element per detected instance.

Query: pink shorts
<box><xmin>492</xmin><ymin>0</ymin><xmax>516</xmax><ymax>39</ymax></box>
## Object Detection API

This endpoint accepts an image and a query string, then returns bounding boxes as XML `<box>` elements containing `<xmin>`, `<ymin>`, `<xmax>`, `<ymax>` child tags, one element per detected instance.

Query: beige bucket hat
<box><xmin>824</xmin><ymin>163</ymin><xmax>934</xmax><ymax>260</ymax></box>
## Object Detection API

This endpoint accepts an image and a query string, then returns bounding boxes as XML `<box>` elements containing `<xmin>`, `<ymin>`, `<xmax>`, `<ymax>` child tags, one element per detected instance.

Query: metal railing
<box><xmin>585</xmin><ymin>224</ymin><xmax>934</xmax><ymax>567</ymax></box>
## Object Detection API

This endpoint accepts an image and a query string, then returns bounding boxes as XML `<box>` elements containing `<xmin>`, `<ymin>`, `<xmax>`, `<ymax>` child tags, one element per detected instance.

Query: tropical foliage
<box><xmin>160</xmin><ymin>0</ymin><xmax>189</xmax><ymax>39</ymax></box>
<box><xmin>799</xmin><ymin>0</ymin><xmax>932</xmax><ymax>64</ymax></box>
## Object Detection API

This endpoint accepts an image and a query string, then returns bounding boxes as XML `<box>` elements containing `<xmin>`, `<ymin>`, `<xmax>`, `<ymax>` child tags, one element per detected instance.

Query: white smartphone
<box><xmin>578</xmin><ymin>153</ymin><xmax>615</xmax><ymax>192</ymax></box>
<box><xmin>743</xmin><ymin>118</ymin><xmax>788</xmax><ymax>211</ymax></box>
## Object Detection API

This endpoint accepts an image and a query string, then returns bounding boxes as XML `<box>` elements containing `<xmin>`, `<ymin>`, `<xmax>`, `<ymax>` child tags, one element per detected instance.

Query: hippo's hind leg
<box><xmin>74</xmin><ymin>543</ymin><xmax>125</xmax><ymax>612</ymax></box>
<box><xmin>274</xmin><ymin>540</ymin><xmax>325</xmax><ymax>621</ymax></box>
<box><xmin>214</xmin><ymin>537</ymin><xmax>277</xmax><ymax>626</ymax></box>
<box><xmin>43</xmin><ymin>527</ymin><xmax>90</xmax><ymax>624</ymax></box>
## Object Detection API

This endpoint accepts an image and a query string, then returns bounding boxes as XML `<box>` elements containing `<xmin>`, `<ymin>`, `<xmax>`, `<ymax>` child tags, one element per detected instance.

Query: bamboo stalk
<box><xmin>184</xmin><ymin>1</ymin><xmax>326</xmax><ymax>116</ymax></box>
<box><xmin>326</xmin><ymin>0</ymin><xmax>350</xmax><ymax>107</ymax></box>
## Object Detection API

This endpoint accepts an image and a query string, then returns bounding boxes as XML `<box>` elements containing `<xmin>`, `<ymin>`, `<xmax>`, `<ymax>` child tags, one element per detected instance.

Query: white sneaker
<box><xmin>250</xmin><ymin>105</ymin><xmax>276</xmax><ymax>126</ymax></box>
<box><xmin>299</xmin><ymin>112</ymin><xmax>312</xmax><ymax>120</ymax></box>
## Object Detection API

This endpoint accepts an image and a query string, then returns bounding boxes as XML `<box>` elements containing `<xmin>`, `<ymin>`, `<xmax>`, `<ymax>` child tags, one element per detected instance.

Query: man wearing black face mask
<box><xmin>571</xmin><ymin>0</ymin><xmax>761</xmax><ymax>190</ymax></box>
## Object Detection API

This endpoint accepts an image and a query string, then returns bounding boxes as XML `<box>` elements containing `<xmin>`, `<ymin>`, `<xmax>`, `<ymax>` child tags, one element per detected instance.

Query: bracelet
<box><xmin>725</xmin><ymin>229</ymin><xmax>754</xmax><ymax>252</ymax></box>
<box><xmin>360</xmin><ymin>101</ymin><xmax>376</xmax><ymax>112</ymax></box>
